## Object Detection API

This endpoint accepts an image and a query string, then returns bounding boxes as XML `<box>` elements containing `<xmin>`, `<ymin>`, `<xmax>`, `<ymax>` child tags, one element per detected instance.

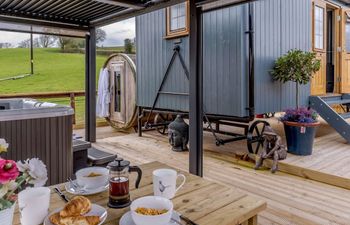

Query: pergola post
<box><xmin>85</xmin><ymin>27</ymin><xmax>97</xmax><ymax>142</ymax></box>
<box><xmin>189</xmin><ymin>0</ymin><xmax>203</xmax><ymax>176</ymax></box>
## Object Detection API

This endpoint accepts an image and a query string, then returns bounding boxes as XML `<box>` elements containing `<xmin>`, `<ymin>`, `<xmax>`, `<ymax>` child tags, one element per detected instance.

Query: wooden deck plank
<box><xmin>90</xmin><ymin>130</ymin><xmax>350</xmax><ymax>225</ymax></box>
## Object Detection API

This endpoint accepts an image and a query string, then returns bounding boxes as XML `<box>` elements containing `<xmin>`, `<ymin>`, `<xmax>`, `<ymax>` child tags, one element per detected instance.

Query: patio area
<box><xmin>73</xmin><ymin>122</ymin><xmax>350</xmax><ymax>225</ymax></box>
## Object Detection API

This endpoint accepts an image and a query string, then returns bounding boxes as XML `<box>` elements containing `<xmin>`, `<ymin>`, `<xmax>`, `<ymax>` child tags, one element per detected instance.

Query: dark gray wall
<box><xmin>136</xmin><ymin>0</ymin><xmax>312</xmax><ymax>117</ymax></box>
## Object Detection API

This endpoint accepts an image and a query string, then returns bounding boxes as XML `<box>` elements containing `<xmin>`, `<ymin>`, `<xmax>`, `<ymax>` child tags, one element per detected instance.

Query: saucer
<box><xmin>119</xmin><ymin>211</ymin><xmax>181</xmax><ymax>225</ymax></box>
<box><xmin>44</xmin><ymin>204</ymin><xmax>107</xmax><ymax>225</ymax></box>
<box><xmin>65</xmin><ymin>179</ymin><xmax>108</xmax><ymax>196</ymax></box>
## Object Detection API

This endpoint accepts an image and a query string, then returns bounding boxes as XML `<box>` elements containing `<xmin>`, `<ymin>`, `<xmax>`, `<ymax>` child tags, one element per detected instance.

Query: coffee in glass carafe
<box><xmin>107</xmin><ymin>158</ymin><xmax>142</xmax><ymax>208</ymax></box>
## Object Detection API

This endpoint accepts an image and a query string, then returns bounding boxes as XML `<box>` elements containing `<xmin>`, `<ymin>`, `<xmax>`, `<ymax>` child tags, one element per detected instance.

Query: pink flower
<box><xmin>0</xmin><ymin>159</ymin><xmax>19</xmax><ymax>184</ymax></box>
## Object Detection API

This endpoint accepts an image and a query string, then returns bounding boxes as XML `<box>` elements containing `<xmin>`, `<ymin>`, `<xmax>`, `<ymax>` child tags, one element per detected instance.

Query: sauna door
<box><xmin>110</xmin><ymin>61</ymin><xmax>126</xmax><ymax>123</ymax></box>
<box><xmin>340</xmin><ymin>9</ymin><xmax>350</xmax><ymax>93</ymax></box>
<box><xmin>311</xmin><ymin>0</ymin><xmax>327</xmax><ymax>95</ymax></box>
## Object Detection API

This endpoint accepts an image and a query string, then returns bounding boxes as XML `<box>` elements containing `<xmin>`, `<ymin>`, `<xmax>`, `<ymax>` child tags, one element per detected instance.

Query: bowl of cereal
<box><xmin>130</xmin><ymin>196</ymin><xmax>173</xmax><ymax>225</ymax></box>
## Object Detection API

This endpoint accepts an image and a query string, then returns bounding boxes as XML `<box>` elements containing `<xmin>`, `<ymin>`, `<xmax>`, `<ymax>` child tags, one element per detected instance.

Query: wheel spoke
<box><xmin>254</xmin><ymin>126</ymin><xmax>260</xmax><ymax>136</ymax></box>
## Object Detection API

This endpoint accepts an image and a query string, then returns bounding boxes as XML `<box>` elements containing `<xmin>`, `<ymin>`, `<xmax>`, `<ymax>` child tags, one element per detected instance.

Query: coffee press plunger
<box><xmin>107</xmin><ymin>158</ymin><xmax>142</xmax><ymax>208</ymax></box>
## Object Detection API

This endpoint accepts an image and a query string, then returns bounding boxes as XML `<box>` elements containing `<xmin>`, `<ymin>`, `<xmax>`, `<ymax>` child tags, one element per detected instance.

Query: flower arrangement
<box><xmin>0</xmin><ymin>139</ymin><xmax>48</xmax><ymax>210</ymax></box>
<box><xmin>280</xmin><ymin>107</ymin><xmax>318</xmax><ymax>124</ymax></box>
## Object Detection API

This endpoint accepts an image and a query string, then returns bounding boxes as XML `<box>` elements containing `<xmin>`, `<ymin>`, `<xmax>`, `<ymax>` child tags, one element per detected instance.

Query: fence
<box><xmin>0</xmin><ymin>91</ymin><xmax>106</xmax><ymax>127</ymax></box>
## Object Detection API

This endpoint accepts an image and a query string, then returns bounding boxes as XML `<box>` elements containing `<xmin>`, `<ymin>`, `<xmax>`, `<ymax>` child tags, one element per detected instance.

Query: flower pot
<box><xmin>0</xmin><ymin>203</ymin><xmax>16</xmax><ymax>225</ymax></box>
<box><xmin>283</xmin><ymin>121</ymin><xmax>320</xmax><ymax>156</ymax></box>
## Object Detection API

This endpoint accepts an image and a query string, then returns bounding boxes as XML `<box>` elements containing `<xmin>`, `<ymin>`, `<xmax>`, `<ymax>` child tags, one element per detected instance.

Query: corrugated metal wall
<box><xmin>254</xmin><ymin>0</ymin><xmax>312</xmax><ymax>114</ymax></box>
<box><xmin>202</xmin><ymin>5</ymin><xmax>248</xmax><ymax>117</ymax></box>
<box><xmin>136</xmin><ymin>10</ymin><xmax>189</xmax><ymax>112</ymax></box>
<box><xmin>136</xmin><ymin>0</ymin><xmax>312</xmax><ymax>116</ymax></box>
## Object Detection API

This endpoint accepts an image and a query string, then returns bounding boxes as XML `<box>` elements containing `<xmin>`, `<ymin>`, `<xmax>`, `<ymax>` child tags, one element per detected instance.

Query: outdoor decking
<box><xmin>77</xmin><ymin>125</ymin><xmax>350</xmax><ymax>225</ymax></box>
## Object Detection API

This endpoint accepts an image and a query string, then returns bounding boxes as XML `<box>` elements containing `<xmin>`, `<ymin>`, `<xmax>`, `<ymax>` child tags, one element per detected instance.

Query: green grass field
<box><xmin>0</xmin><ymin>48</ymin><xmax>107</xmax><ymax>93</ymax></box>
<box><xmin>0</xmin><ymin>48</ymin><xmax>109</xmax><ymax>125</ymax></box>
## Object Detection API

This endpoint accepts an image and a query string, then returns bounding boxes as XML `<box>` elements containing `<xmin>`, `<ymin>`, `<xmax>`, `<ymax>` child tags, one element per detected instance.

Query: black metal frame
<box><xmin>85</xmin><ymin>27</ymin><xmax>96</xmax><ymax>142</ymax></box>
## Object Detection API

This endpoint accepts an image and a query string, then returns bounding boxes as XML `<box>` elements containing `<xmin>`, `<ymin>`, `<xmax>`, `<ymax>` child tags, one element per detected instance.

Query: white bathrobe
<box><xmin>96</xmin><ymin>68</ymin><xmax>110</xmax><ymax>118</ymax></box>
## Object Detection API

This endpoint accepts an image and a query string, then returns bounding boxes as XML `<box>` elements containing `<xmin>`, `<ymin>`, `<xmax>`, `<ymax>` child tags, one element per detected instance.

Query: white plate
<box><xmin>44</xmin><ymin>204</ymin><xmax>107</xmax><ymax>225</ymax></box>
<box><xmin>119</xmin><ymin>211</ymin><xmax>181</xmax><ymax>225</ymax></box>
<box><xmin>65</xmin><ymin>179</ymin><xmax>108</xmax><ymax>196</ymax></box>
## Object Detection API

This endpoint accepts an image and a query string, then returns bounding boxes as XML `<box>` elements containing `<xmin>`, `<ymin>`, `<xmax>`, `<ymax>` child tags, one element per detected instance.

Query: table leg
<box><xmin>248</xmin><ymin>215</ymin><xmax>258</xmax><ymax>225</ymax></box>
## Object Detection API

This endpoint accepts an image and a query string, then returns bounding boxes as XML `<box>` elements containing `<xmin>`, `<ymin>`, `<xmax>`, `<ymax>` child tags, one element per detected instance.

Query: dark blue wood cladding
<box><xmin>253</xmin><ymin>0</ymin><xmax>311</xmax><ymax>114</ymax></box>
<box><xmin>136</xmin><ymin>0</ymin><xmax>312</xmax><ymax>116</ymax></box>
<box><xmin>136</xmin><ymin>10</ymin><xmax>189</xmax><ymax>112</ymax></box>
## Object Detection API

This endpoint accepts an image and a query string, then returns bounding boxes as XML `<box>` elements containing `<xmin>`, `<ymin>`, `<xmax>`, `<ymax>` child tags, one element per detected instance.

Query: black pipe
<box><xmin>247</xmin><ymin>2</ymin><xmax>255</xmax><ymax>118</ymax></box>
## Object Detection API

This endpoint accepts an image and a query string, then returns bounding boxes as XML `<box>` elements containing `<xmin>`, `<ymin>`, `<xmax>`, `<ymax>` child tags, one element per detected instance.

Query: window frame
<box><xmin>165</xmin><ymin>1</ymin><xmax>190</xmax><ymax>39</ymax></box>
<box><xmin>313</xmin><ymin>2</ymin><xmax>326</xmax><ymax>51</ymax></box>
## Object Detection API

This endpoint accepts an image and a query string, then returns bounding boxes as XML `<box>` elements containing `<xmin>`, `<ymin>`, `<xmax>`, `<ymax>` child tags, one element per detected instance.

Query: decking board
<box><xmin>88</xmin><ymin>129</ymin><xmax>350</xmax><ymax>225</ymax></box>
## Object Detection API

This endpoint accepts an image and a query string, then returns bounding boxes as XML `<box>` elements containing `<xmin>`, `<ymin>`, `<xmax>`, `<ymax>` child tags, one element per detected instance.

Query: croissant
<box><xmin>60</xmin><ymin>196</ymin><xmax>92</xmax><ymax>217</ymax></box>
<box><xmin>60</xmin><ymin>215</ymin><xmax>100</xmax><ymax>225</ymax></box>
<box><xmin>50</xmin><ymin>213</ymin><xmax>63</xmax><ymax>225</ymax></box>
<box><xmin>49</xmin><ymin>213</ymin><xmax>100</xmax><ymax>225</ymax></box>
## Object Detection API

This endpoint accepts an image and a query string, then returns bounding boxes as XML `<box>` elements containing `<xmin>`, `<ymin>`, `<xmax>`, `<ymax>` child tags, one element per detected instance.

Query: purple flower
<box><xmin>280</xmin><ymin>107</ymin><xmax>318</xmax><ymax>124</ymax></box>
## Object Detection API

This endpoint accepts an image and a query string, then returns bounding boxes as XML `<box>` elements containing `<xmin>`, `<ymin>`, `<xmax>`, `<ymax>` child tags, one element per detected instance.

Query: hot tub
<box><xmin>0</xmin><ymin>99</ymin><xmax>74</xmax><ymax>185</ymax></box>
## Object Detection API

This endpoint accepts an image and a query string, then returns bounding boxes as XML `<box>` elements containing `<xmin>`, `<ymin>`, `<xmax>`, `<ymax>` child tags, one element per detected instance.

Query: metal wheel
<box><xmin>247</xmin><ymin>120</ymin><xmax>270</xmax><ymax>154</ymax></box>
<box><xmin>154</xmin><ymin>113</ymin><xmax>173</xmax><ymax>135</ymax></box>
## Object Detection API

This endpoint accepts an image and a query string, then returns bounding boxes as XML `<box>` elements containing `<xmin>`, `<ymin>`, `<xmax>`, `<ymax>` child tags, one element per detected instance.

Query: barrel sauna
<box><xmin>104</xmin><ymin>53</ymin><xmax>137</xmax><ymax>131</ymax></box>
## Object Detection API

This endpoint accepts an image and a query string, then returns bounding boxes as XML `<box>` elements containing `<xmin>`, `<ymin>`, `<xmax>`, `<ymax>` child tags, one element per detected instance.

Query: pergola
<box><xmin>0</xmin><ymin>0</ymin><xmax>253</xmax><ymax>176</ymax></box>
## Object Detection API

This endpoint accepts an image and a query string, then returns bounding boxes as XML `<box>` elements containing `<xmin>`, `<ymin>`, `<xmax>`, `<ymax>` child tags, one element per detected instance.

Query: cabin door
<box><xmin>311</xmin><ymin>0</ymin><xmax>327</xmax><ymax>95</ymax></box>
<box><xmin>339</xmin><ymin>9</ymin><xmax>350</xmax><ymax>93</ymax></box>
<box><xmin>109</xmin><ymin>61</ymin><xmax>126</xmax><ymax>123</ymax></box>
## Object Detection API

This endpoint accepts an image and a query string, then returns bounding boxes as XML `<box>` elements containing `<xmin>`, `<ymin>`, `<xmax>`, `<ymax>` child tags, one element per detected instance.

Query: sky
<box><xmin>0</xmin><ymin>18</ymin><xmax>135</xmax><ymax>47</ymax></box>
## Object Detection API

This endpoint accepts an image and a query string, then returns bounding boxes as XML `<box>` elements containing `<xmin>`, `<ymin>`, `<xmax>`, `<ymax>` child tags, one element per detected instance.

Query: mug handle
<box><xmin>175</xmin><ymin>174</ymin><xmax>186</xmax><ymax>193</ymax></box>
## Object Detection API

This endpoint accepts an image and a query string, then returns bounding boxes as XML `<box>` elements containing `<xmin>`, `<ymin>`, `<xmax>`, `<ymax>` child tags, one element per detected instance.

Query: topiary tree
<box><xmin>270</xmin><ymin>49</ymin><xmax>321</xmax><ymax>108</ymax></box>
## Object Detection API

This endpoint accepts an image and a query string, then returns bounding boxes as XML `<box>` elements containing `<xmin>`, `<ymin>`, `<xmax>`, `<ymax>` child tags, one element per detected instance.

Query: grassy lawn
<box><xmin>0</xmin><ymin>48</ymin><xmax>109</xmax><ymax>125</ymax></box>
<box><xmin>0</xmin><ymin>48</ymin><xmax>107</xmax><ymax>93</ymax></box>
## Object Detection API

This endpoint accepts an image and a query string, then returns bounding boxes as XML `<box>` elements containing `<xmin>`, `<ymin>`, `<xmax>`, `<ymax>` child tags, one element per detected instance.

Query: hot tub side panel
<box><xmin>0</xmin><ymin>115</ymin><xmax>73</xmax><ymax>185</ymax></box>
<box><xmin>253</xmin><ymin>0</ymin><xmax>312</xmax><ymax>114</ymax></box>
<box><xmin>136</xmin><ymin>5</ymin><xmax>248</xmax><ymax>117</ymax></box>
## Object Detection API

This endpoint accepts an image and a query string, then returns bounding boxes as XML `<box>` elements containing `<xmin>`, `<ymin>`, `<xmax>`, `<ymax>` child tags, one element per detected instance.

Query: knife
<box><xmin>180</xmin><ymin>214</ymin><xmax>198</xmax><ymax>225</ymax></box>
<box><xmin>54</xmin><ymin>187</ymin><xmax>69</xmax><ymax>203</ymax></box>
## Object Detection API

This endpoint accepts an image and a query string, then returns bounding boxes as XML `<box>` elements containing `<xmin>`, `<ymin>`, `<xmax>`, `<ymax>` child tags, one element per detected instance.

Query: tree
<box><xmin>96</xmin><ymin>28</ymin><xmax>106</xmax><ymax>44</ymax></box>
<box><xmin>38</xmin><ymin>35</ymin><xmax>57</xmax><ymax>48</ymax></box>
<box><xmin>58</xmin><ymin>37</ymin><xmax>74</xmax><ymax>50</ymax></box>
<box><xmin>270</xmin><ymin>49</ymin><xmax>321</xmax><ymax>108</ymax></box>
<box><xmin>0</xmin><ymin>43</ymin><xmax>12</xmax><ymax>48</ymax></box>
<box><xmin>124</xmin><ymin>38</ymin><xmax>133</xmax><ymax>54</ymax></box>
<box><xmin>18</xmin><ymin>39</ymin><xmax>31</xmax><ymax>48</ymax></box>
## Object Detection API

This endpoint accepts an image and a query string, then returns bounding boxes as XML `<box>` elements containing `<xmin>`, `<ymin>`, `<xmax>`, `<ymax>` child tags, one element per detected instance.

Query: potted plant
<box><xmin>270</xmin><ymin>49</ymin><xmax>321</xmax><ymax>155</ymax></box>
<box><xmin>0</xmin><ymin>139</ymin><xmax>48</xmax><ymax>225</ymax></box>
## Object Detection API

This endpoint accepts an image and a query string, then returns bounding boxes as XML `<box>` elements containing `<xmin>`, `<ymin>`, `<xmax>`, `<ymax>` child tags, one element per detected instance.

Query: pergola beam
<box><xmin>94</xmin><ymin>0</ymin><xmax>145</xmax><ymax>9</ymax></box>
<box><xmin>91</xmin><ymin>0</ymin><xmax>187</xmax><ymax>27</ymax></box>
<box><xmin>0</xmin><ymin>15</ymin><xmax>89</xmax><ymax>31</ymax></box>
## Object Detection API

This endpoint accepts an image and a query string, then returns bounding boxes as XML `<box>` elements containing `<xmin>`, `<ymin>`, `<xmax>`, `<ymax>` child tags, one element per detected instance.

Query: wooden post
<box><xmin>70</xmin><ymin>93</ymin><xmax>76</xmax><ymax>125</ymax></box>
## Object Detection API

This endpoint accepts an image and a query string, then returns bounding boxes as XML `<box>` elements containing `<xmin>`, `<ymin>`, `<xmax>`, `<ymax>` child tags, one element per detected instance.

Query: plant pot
<box><xmin>283</xmin><ymin>121</ymin><xmax>320</xmax><ymax>156</ymax></box>
<box><xmin>0</xmin><ymin>203</ymin><xmax>16</xmax><ymax>225</ymax></box>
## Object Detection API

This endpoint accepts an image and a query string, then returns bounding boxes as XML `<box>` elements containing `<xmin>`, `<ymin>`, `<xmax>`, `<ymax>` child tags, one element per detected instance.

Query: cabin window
<box><xmin>346</xmin><ymin>13</ymin><xmax>350</xmax><ymax>52</ymax></box>
<box><xmin>314</xmin><ymin>5</ymin><xmax>324</xmax><ymax>50</ymax></box>
<box><xmin>166</xmin><ymin>2</ymin><xmax>189</xmax><ymax>38</ymax></box>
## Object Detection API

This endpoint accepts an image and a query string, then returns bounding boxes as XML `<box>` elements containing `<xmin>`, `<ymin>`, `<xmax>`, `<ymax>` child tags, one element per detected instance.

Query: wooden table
<box><xmin>13</xmin><ymin>161</ymin><xmax>266</xmax><ymax>225</ymax></box>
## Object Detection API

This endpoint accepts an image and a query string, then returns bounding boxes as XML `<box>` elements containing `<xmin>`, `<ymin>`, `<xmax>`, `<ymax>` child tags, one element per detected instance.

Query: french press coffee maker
<box><xmin>107</xmin><ymin>158</ymin><xmax>142</xmax><ymax>208</ymax></box>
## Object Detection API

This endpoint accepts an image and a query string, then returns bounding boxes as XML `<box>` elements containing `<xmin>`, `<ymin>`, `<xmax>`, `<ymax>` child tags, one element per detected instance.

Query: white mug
<box><xmin>153</xmin><ymin>169</ymin><xmax>186</xmax><ymax>199</ymax></box>
<box><xmin>18</xmin><ymin>187</ymin><xmax>51</xmax><ymax>225</ymax></box>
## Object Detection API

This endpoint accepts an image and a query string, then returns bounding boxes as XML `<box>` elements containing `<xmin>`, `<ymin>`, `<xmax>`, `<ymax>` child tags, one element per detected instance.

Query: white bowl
<box><xmin>130</xmin><ymin>196</ymin><xmax>173</xmax><ymax>225</ymax></box>
<box><xmin>75</xmin><ymin>167</ymin><xmax>109</xmax><ymax>189</ymax></box>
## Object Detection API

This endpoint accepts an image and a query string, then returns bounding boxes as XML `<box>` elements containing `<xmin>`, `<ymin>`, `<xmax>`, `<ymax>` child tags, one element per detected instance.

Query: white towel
<box><xmin>96</xmin><ymin>68</ymin><xmax>110</xmax><ymax>118</ymax></box>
